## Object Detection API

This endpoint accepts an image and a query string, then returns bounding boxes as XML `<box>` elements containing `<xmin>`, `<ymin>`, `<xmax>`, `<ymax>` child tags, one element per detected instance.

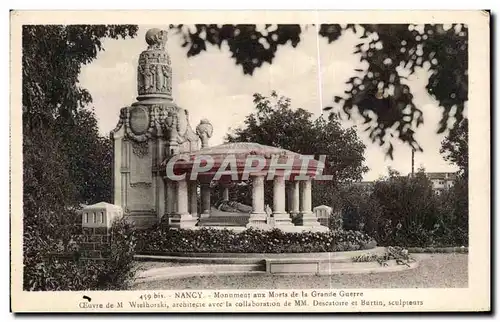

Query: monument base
<box><xmin>272</xmin><ymin>212</ymin><xmax>294</xmax><ymax>228</ymax></box>
<box><xmin>169</xmin><ymin>213</ymin><xmax>198</xmax><ymax>229</ymax></box>
<box><xmin>247</xmin><ymin>212</ymin><xmax>270</xmax><ymax>230</ymax></box>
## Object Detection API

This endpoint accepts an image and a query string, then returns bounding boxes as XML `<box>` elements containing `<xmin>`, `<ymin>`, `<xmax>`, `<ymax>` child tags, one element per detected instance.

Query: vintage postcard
<box><xmin>10</xmin><ymin>10</ymin><xmax>490</xmax><ymax>312</ymax></box>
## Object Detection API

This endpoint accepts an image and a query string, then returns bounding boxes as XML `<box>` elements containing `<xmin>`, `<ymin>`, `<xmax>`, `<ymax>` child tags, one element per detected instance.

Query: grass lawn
<box><xmin>132</xmin><ymin>253</ymin><xmax>468</xmax><ymax>290</ymax></box>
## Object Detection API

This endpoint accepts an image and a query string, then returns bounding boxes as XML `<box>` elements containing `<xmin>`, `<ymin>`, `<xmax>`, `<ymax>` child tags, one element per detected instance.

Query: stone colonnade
<box><xmin>165</xmin><ymin>178</ymin><xmax>211</xmax><ymax>229</ymax></box>
<box><xmin>246</xmin><ymin>175</ymin><xmax>322</xmax><ymax>229</ymax></box>
<box><xmin>165</xmin><ymin>174</ymin><xmax>323</xmax><ymax>230</ymax></box>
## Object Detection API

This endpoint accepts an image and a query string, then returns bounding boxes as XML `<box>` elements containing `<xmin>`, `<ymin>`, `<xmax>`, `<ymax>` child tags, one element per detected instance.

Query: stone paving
<box><xmin>131</xmin><ymin>253</ymin><xmax>467</xmax><ymax>290</ymax></box>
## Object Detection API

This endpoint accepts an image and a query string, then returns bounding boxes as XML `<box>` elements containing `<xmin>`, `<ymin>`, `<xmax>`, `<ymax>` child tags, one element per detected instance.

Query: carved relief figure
<box><xmin>138</xmin><ymin>64</ymin><xmax>154</xmax><ymax>92</ymax></box>
<box><xmin>161</xmin><ymin>111</ymin><xmax>175</xmax><ymax>139</ymax></box>
<box><xmin>148</xmin><ymin>65</ymin><xmax>157</xmax><ymax>92</ymax></box>
<box><xmin>156</xmin><ymin>64</ymin><xmax>163</xmax><ymax>92</ymax></box>
<box><xmin>161</xmin><ymin>65</ymin><xmax>171</xmax><ymax>92</ymax></box>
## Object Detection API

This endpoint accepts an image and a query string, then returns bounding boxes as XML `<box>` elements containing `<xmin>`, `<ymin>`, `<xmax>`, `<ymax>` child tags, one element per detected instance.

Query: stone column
<box><xmin>165</xmin><ymin>179</ymin><xmax>176</xmax><ymax>214</ymax></box>
<box><xmin>200</xmin><ymin>182</ymin><xmax>211</xmax><ymax>219</ymax></box>
<box><xmin>300</xmin><ymin>179</ymin><xmax>312</xmax><ymax>213</ymax></box>
<box><xmin>246</xmin><ymin>175</ymin><xmax>268</xmax><ymax>229</ymax></box>
<box><xmin>288</xmin><ymin>180</ymin><xmax>300</xmax><ymax>226</ymax></box>
<box><xmin>177</xmin><ymin>179</ymin><xmax>189</xmax><ymax>214</ymax></box>
<box><xmin>169</xmin><ymin>178</ymin><xmax>196</xmax><ymax>229</ymax></box>
<box><xmin>299</xmin><ymin>178</ymin><xmax>324</xmax><ymax>230</ymax></box>
<box><xmin>290</xmin><ymin>180</ymin><xmax>300</xmax><ymax>216</ymax></box>
<box><xmin>112</xmin><ymin>136</ymin><xmax>122</xmax><ymax>207</ymax></box>
<box><xmin>189</xmin><ymin>180</ymin><xmax>198</xmax><ymax>219</ymax></box>
<box><xmin>286</xmin><ymin>183</ymin><xmax>293</xmax><ymax>213</ymax></box>
<box><xmin>273</xmin><ymin>176</ymin><xmax>293</xmax><ymax>228</ymax></box>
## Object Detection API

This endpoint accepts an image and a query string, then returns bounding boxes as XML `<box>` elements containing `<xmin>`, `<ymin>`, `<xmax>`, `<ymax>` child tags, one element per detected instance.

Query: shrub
<box><xmin>136</xmin><ymin>226</ymin><xmax>376</xmax><ymax>254</ymax></box>
<box><xmin>351</xmin><ymin>246</ymin><xmax>416</xmax><ymax>267</ymax></box>
<box><xmin>96</xmin><ymin>218</ymin><xmax>138</xmax><ymax>290</ymax></box>
<box><xmin>328</xmin><ymin>211</ymin><xmax>343</xmax><ymax>231</ymax></box>
<box><xmin>23</xmin><ymin>216</ymin><xmax>137</xmax><ymax>291</ymax></box>
<box><xmin>340</xmin><ymin>170</ymin><xmax>468</xmax><ymax>248</ymax></box>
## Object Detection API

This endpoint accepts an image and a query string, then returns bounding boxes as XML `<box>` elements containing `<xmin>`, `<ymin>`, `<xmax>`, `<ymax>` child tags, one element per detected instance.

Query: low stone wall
<box><xmin>135</xmin><ymin>247</ymin><xmax>388</xmax><ymax>264</ymax></box>
<box><xmin>133</xmin><ymin>250</ymin><xmax>419</xmax><ymax>284</ymax></box>
<box><xmin>79</xmin><ymin>227</ymin><xmax>111</xmax><ymax>260</ymax></box>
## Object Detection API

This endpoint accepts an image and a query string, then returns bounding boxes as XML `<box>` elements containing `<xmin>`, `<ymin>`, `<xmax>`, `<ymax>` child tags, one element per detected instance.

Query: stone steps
<box><xmin>198</xmin><ymin>214</ymin><xmax>250</xmax><ymax>226</ymax></box>
<box><xmin>135</xmin><ymin>264</ymin><xmax>265</xmax><ymax>282</ymax></box>
<box><xmin>133</xmin><ymin>252</ymin><xmax>419</xmax><ymax>284</ymax></box>
<box><xmin>135</xmin><ymin>247</ymin><xmax>387</xmax><ymax>264</ymax></box>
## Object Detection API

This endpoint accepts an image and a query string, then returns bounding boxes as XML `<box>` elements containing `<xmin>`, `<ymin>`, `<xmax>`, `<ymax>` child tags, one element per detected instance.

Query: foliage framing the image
<box><xmin>170</xmin><ymin>24</ymin><xmax>468</xmax><ymax>157</ymax></box>
<box><xmin>22</xmin><ymin>25</ymin><xmax>138</xmax><ymax>291</ymax></box>
<box><xmin>22</xmin><ymin>24</ymin><xmax>138</xmax><ymax>213</ymax></box>
<box><xmin>24</xmin><ymin>217</ymin><xmax>137</xmax><ymax>291</ymax></box>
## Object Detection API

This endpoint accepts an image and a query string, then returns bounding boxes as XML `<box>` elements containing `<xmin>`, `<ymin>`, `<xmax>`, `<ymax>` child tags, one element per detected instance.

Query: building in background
<box><xmin>352</xmin><ymin>181</ymin><xmax>375</xmax><ymax>194</ymax></box>
<box><xmin>425</xmin><ymin>172</ymin><xmax>457</xmax><ymax>194</ymax></box>
<box><xmin>351</xmin><ymin>171</ymin><xmax>457</xmax><ymax>195</ymax></box>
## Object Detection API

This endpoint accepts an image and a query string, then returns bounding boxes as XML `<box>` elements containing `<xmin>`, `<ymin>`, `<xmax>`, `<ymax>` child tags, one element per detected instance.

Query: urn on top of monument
<box><xmin>137</xmin><ymin>28</ymin><xmax>173</xmax><ymax>100</ymax></box>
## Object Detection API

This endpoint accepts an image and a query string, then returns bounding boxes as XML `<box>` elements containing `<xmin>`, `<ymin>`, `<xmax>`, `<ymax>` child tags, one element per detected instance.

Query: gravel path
<box><xmin>132</xmin><ymin>253</ymin><xmax>468</xmax><ymax>290</ymax></box>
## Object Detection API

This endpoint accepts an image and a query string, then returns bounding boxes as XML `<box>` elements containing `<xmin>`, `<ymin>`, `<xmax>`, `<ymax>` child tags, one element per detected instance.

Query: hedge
<box><xmin>136</xmin><ymin>226</ymin><xmax>377</xmax><ymax>254</ymax></box>
<box><xmin>24</xmin><ymin>217</ymin><xmax>137</xmax><ymax>291</ymax></box>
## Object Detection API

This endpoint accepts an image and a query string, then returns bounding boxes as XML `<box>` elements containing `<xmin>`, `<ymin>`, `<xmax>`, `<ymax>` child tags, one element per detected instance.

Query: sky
<box><xmin>79</xmin><ymin>25</ymin><xmax>459</xmax><ymax>181</ymax></box>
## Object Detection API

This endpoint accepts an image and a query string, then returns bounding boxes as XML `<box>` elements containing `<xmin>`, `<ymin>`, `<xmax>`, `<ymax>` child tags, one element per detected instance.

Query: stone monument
<box><xmin>110</xmin><ymin>28</ymin><xmax>211</xmax><ymax>229</ymax></box>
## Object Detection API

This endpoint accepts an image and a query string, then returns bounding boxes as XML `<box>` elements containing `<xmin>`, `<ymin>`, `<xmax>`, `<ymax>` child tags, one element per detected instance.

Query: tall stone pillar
<box><xmin>112</xmin><ymin>134</ymin><xmax>123</xmax><ymax>208</ymax></box>
<box><xmin>298</xmin><ymin>178</ymin><xmax>324</xmax><ymax>230</ymax></box>
<box><xmin>189</xmin><ymin>181</ymin><xmax>198</xmax><ymax>219</ymax></box>
<box><xmin>156</xmin><ymin>141</ymin><xmax>166</xmax><ymax>222</ymax></box>
<box><xmin>169</xmin><ymin>178</ymin><xmax>196</xmax><ymax>229</ymax></box>
<box><xmin>177</xmin><ymin>179</ymin><xmax>189</xmax><ymax>215</ymax></box>
<box><xmin>200</xmin><ymin>182</ymin><xmax>211</xmax><ymax>219</ymax></box>
<box><xmin>157</xmin><ymin>176</ymin><xmax>165</xmax><ymax>222</ymax></box>
<box><xmin>247</xmin><ymin>175</ymin><xmax>269</xmax><ymax>229</ymax></box>
<box><xmin>273</xmin><ymin>176</ymin><xmax>293</xmax><ymax>227</ymax></box>
<box><xmin>286</xmin><ymin>183</ymin><xmax>293</xmax><ymax>213</ymax></box>
<box><xmin>165</xmin><ymin>179</ymin><xmax>176</xmax><ymax>215</ymax></box>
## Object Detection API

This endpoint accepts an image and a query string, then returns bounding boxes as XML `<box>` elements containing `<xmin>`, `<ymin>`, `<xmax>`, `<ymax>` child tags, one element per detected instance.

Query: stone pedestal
<box><xmin>247</xmin><ymin>175</ymin><xmax>269</xmax><ymax>229</ymax></box>
<box><xmin>80</xmin><ymin>202</ymin><xmax>124</xmax><ymax>259</ymax></box>
<box><xmin>313</xmin><ymin>205</ymin><xmax>333</xmax><ymax>228</ymax></box>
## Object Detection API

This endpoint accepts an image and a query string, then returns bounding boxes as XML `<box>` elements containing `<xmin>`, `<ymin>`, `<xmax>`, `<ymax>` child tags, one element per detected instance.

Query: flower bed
<box><xmin>136</xmin><ymin>227</ymin><xmax>377</xmax><ymax>254</ymax></box>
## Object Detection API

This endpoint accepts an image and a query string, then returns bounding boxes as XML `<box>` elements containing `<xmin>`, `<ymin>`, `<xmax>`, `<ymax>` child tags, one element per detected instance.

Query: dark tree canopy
<box><xmin>440</xmin><ymin>118</ymin><xmax>468</xmax><ymax>175</ymax></box>
<box><xmin>22</xmin><ymin>25</ymin><xmax>138</xmax><ymax>216</ymax></box>
<box><xmin>226</xmin><ymin>91</ymin><xmax>369</xmax><ymax>183</ymax></box>
<box><xmin>23</xmin><ymin>25</ymin><xmax>139</xmax><ymax>128</ymax></box>
<box><xmin>170</xmin><ymin>24</ymin><xmax>468</xmax><ymax>158</ymax></box>
<box><xmin>220</xmin><ymin>91</ymin><xmax>368</xmax><ymax>208</ymax></box>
